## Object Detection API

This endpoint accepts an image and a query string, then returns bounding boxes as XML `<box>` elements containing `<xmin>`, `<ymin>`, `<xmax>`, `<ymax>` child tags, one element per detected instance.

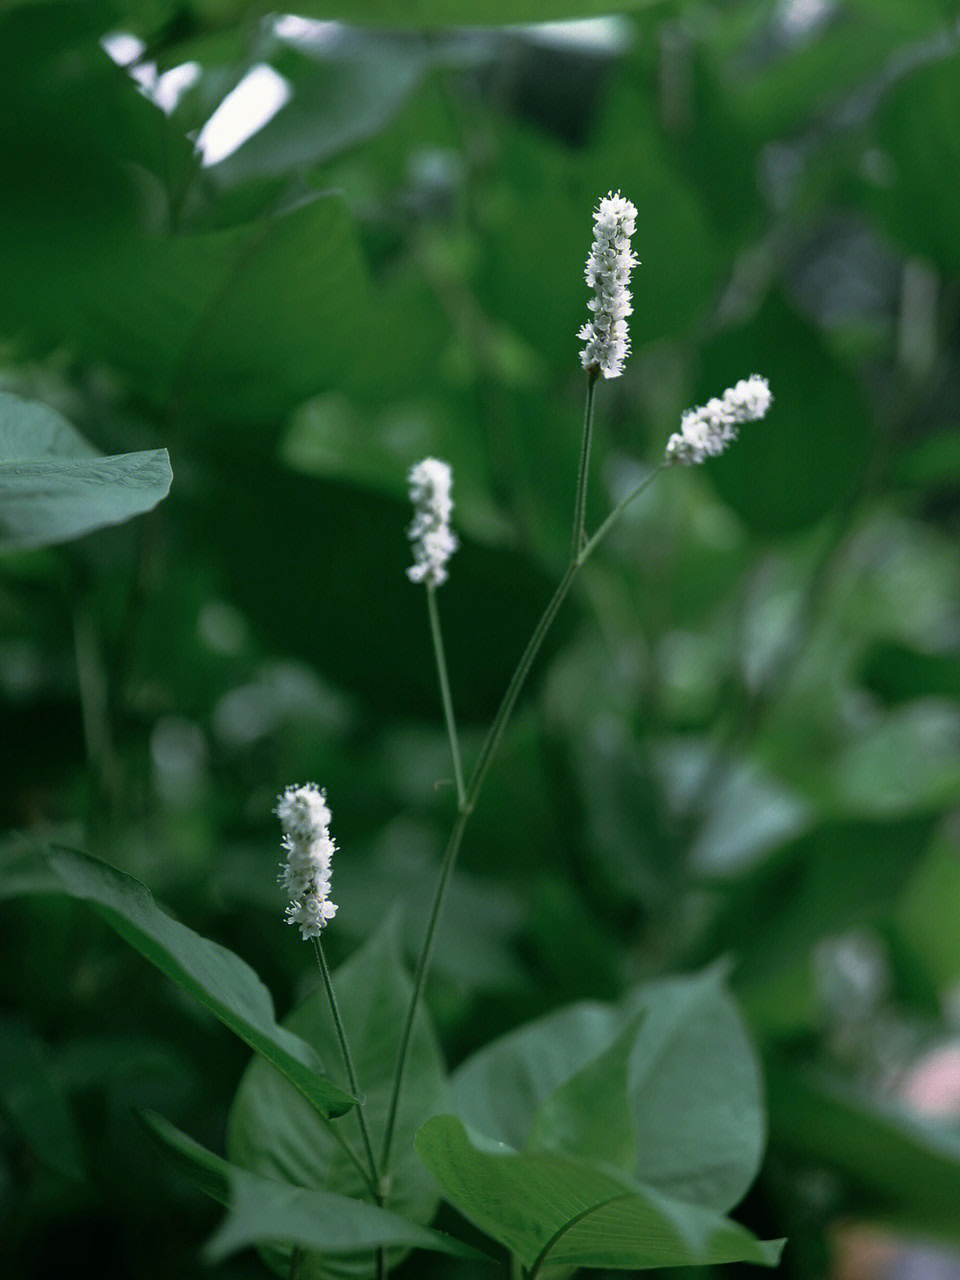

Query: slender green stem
<box><xmin>319</xmin><ymin>1115</ymin><xmax>377</xmax><ymax>1198</ymax></box>
<box><xmin>381</xmin><ymin>398</ymin><xmax>668</xmax><ymax>1182</ymax></box>
<box><xmin>578</xmin><ymin>463</ymin><xmax>668</xmax><ymax>566</ymax></box>
<box><xmin>426</xmin><ymin>582</ymin><xmax>466</xmax><ymax>810</ymax></box>
<box><xmin>288</xmin><ymin>1247</ymin><xmax>303</xmax><ymax>1280</ymax></box>
<box><xmin>313</xmin><ymin>939</ymin><xmax>385</xmax><ymax>1279</ymax></box>
<box><xmin>312</xmin><ymin>938</ymin><xmax>380</xmax><ymax>1193</ymax></box>
<box><xmin>571</xmin><ymin>369</ymin><xmax>599</xmax><ymax>557</ymax></box>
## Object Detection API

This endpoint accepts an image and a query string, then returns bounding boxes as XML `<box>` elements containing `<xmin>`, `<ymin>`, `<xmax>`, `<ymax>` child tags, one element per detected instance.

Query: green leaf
<box><xmin>415</xmin><ymin>1116</ymin><xmax>784</xmax><ymax>1273</ymax></box>
<box><xmin>0</xmin><ymin>394</ymin><xmax>171</xmax><ymax>548</ymax></box>
<box><xmin>0</xmin><ymin>1022</ymin><xmax>84</xmax><ymax>1181</ymax></box>
<box><xmin>46</xmin><ymin>848</ymin><xmax>356</xmax><ymax>1120</ymax></box>
<box><xmin>451</xmin><ymin>968</ymin><xmax>765</xmax><ymax>1213</ymax></box>
<box><xmin>228</xmin><ymin>916</ymin><xmax>447</xmax><ymax>1279</ymax></box>
<box><xmin>140</xmin><ymin>1111</ymin><xmax>487</xmax><ymax>1265</ymax></box>
<box><xmin>527</xmin><ymin>1020</ymin><xmax>640</xmax><ymax>1174</ymax></box>
<box><xmin>863</xmin><ymin>51</ymin><xmax>960</xmax><ymax>274</ymax></box>
<box><xmin>767</xmin><ymin>1057</ymin><xmax>960</xmax><ymax>1241</ymax></box>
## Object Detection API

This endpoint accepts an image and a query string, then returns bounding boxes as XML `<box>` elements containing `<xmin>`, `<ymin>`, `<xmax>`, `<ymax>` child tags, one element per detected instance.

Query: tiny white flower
<box><xmin>578</xmin><ymin>190</ymin><xmax>639</xmax><ymax>380</ymax></box>
<box><xmin>666</xmin><ymin>374</ymin><xmax>772</xmax><ymax>465</ymax></box>
<box><xmin>407</xmin><ymin>457</ymin><xmax>458</xmax><ymax>587</ymax></box>
<box><xmin>275</xmin><ymin>783</ymin><xmax>337</xmax><ymax>939</ymax></box>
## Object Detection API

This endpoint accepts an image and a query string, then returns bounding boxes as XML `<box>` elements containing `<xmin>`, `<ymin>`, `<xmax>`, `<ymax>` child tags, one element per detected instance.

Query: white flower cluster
<box><xmin>578</xmin><ymin>190</ymin><xmax>639</xmax><ymax>380</ymax></box>
<box><xmin>406</xmin><ymin>457</ymin><xmax>458</xmax><ymax>587</ymax></box>
<box><xmin>665</xmin><ymin>375</ymin><xmax>773</xmax><ymax>465</ymax></box>
<box><xmin>276</xmin><ymin>783</ymin><xmax>337</xmax><ymax>939</ymax></box>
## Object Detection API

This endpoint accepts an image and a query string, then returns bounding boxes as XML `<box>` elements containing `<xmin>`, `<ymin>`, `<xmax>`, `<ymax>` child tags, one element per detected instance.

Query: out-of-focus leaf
<box><xmin>205</xmin><ymin>0</ymin><xmax>661</xmax><ymax>25</ymax></box>
<box><xmin>228</xmin><ymin>916</ymin><xmax>446</xmax><ymax>1280</ymax></box>
<box><xmin>0</xmin><ymin>395</ymin><xmax>171</xmax><ymax>548</ymax></box>
<box><xmin>213</xmin><ymin>34</ymin><xmax>427</xmax><ymax>186</ymax></box>
<box><xmin>140</xmin><ymin>1112</ymin><xmax>486</xmax><ymax>1265</ymax></box>
<box><xmin>452</xmin><ymin>967</ymin><xmax>765</xmax><ymax>1213</ymax></box>
<box><xmin>895</xmin><ymin>823</ymin><xmax>960</xmax><ymax>989</ymax></box>
<box><xmin>700</xmin><ymin>818</ymin><xmax>936</xmax><ymax>1034</ymax></box>
<box><xmin>862</xmin><ymin>51</ymin><xmax>960</xmax><ymax>274</ymax></box>
<box><xmin>767</xmin><ymin>1057</ymin><xmax>960</xmax><ymax>1241</ymax></box>
<box><xmin>700</xmin><ymin>294</ymin><xmax>870</xmax><ymax>534</ymax></box>
<box><xmin>0</xmin><ymin>1022</ymin><xmax>84</xmax><ymax>1180</ymax></box>
<box><xmin>46</xmin><ymin>848</ymin><xmax>356</xmax><ymax>1119</ymax></box>
<box><xmin>831</xmin><ymin>701</ymin><xmax>960</xmax><ymax>818</ymax></box>
<box><xmin>416</xmin><ymin>1116</ymin><xmax>783</xmax><ymax>1272</ymax></box>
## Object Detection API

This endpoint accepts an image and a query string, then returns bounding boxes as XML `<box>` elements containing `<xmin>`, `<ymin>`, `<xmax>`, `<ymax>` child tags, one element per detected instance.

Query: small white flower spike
<box><xmin>407</xmin><ymin>457</ymin><xmax>458</xmax><ymax>587</ymax></box>
<box><xmin>666</xmin><ymin>375</ymin><xmax>772</xmax><ymax>465</ymax></box>
<box><xmin>276</xmin><ymin>783</ymin><xmax>338</xmax><ymax>939</ymax></box>
<box><xmin>578</xmin><ymin>190</ymin><xmax>639</xmax><ymax>380</ymax></box>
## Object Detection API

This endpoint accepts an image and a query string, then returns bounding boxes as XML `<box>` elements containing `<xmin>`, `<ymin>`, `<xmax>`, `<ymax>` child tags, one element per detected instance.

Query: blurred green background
<box><xmin>3</xmin><ymin>0</ymin><xmax>960</xmax><ymax>1276</ymax></box>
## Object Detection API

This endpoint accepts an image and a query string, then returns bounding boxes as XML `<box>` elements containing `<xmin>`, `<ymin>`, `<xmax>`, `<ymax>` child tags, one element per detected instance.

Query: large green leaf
<box><xmin>0</xmin><ymin>394</ymin><xmax>171</xmax><ymax>548</ymax></box>
<box><xmin>46</xmin><ymin>848</ymin><xmax>355</xmax><ymax>1119</ymax></box>
<box><xmin>452</xmin><ymin>967</ymin><xmax>765</xmax><ymax>1213</ymax></box>
<box><xmin>416</xmin><ymin>1116</ymin><xmax>784</xmax><ymax>1273</ymax></box>
<box><xmin>140</xmin><ymin>1111</ymin><xmax>487</xmax><ymax>1265</ymax></box>
<box><xmin>228</xmin><ymin>916</ymin><xmax>447</xmax><ymax>1279</ymax></box>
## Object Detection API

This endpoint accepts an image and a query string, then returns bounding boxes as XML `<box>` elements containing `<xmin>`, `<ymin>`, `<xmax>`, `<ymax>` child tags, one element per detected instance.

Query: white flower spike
<box><xmin>276</xmin><ymin>783</ymin><xmax>338</xmax><ymax>939</ymax></box>
<box><xmin>578</xmin><ymin>190</ymin><xmax>639</xmax><ymax>380</ymax></box>
<box><xmin>407</xmin><ymin>457</ymin><xmax>458</xmax><ymax>587</ymax></box>
<box><xmin>666</xmin><ymin>375</ymin><xmax>773</xmax><ymax>466</ymax></box>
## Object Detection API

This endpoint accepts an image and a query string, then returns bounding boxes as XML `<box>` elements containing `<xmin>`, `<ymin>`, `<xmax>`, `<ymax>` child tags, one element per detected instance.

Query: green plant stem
<box><xmin>571</xmin><ymin>369</ymin><xmax>598</xmax><ymax>557</ymax></box>
<box><xmin>426</xmin><ymin>582</ymin><xmax>466</xmax><ymax>810</ymax></box>
<box><xmin>381</xmin><ymin>391</ymin><xmax>668</xmax><ymax>1180</ymax></box>
<box><xmin>311</xmin><ymin>940</ymin><xmax>380</xmax><ymax>1190</ymax></box>
<box><xmin>312</xmin><ymin>939</ymin><xmax>385</xmax><ymax>1280</ymax></box>
<box><xmin>288</xmin><ymin>1247</ymin><xmax>303</xmax><ymax>1280</ymax></box>
<box><xmin>511</xmin><ymin>1254</ymin><xmax>526</xmax><ymax>1280</ymax></box>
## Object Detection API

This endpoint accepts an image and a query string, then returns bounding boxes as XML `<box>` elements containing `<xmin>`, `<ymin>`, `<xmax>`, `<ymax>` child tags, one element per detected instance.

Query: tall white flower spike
<box><xmin>578</xmin><ymin>190</ymin><xmax>639</xmax><ymax>380</ymax></box>
<box><xmin>666</xmin><ymin>375</ymin><xmax>773</xmax><ymax>466</ymax></box>
<box><xmin>406</xmin><ymin>457</ymin><xmax>458</xmax><ymax>587</ymax></box>
<box><xmin>276</xmin><ymin>783</ymin><xmax>337</xmax><ymax>939</ymax></box>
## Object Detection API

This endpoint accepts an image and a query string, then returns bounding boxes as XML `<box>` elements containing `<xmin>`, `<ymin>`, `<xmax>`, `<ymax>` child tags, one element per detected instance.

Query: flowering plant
<box><xmin>36</xmin><ymin>194</ymin><xmax>777</xmax><ymax>1280</ymax></box>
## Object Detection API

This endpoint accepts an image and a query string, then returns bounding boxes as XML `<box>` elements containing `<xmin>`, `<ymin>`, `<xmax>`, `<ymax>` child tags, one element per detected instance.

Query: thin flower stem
<box><xmin>571</xmin><ymin>369</ymin><xmax>598</xmax><ymax>557</ymax></box>
<box><xmin>312</xmin><ymin>938</ymin><xmax>380</xmax><ymax>1195</ymax></box>
<box><xmin>381</xmin><ymin>400</ymin><xmax>669</xmax><ymax>1182</ymax></box>
<box><xmin>288</xmin><ymin>1248</ymin><xmax>303</xmax><ymax>1280</ymax></box>
<box><xmin>426</xmin><ymin>582</ymin><xmax>466</xmax><ymax>810</ymax></box>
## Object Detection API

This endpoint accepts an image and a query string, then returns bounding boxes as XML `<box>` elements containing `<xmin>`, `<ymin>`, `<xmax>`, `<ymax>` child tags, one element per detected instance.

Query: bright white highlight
<box><xmin>276</xmin><ymin>783</ymin><xmax>338</xmax><ymax>939</ymax></box>
<box><xmin>406</xmin><ymin>458</ymin><xmax>458</xmax><ymax>587</ymax></box>
<box><xmin>578</xmin><ymin>191</ymin><xmax>639</xmax><ymax>380</ymax></box>
<box><xmin>666</xmin><ymin>375</ymin><xmax>773</xmax><ymax>466</ymax></box>
<box><xmin>196</xmin><ymin>64</ymin><xmax>292</xmax><ymax>167</ymax></box>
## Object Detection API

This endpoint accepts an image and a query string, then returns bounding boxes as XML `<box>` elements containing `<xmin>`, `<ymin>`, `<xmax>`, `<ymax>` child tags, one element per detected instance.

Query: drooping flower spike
<box><xmin>578</xmin><ymin>190</ymin><xmax>639</xmax><ymax>380</ymax></box>
<box><xmin>406</xmin><ymin>457</ymin><xmax>458</xmax><ymax>587</ymax></box>
<box><xmin>665</xmin><ymin>375</ymin><xmax>773</xmax><ymax>466</ymax></box>
<box><xmin>276</xmin><ymin>783</ymin><xmax>337</xmax><ymax>939</ymax></box>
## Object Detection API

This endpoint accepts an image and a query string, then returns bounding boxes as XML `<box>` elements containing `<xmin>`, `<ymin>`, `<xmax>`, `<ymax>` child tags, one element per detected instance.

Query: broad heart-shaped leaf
<box><xmin>416</xmin><ymin>1117</ymin><xmax>784</xmax><ymax>1273</ymax></box>
<box><xmin>46</xmin><ymin>849</ymin><xmax>355</xmax><ymax>1120</ymax></box>
<box><xmin>228</xmin><ymin>916</ymin><xmax>447</xmax><ymax>1280</ymax></box>
<box><xmin>139</xmin><ymin>1112</ymin><xmax>487</xmax><ymax>1266</ymax></box>
<box><xmin>451</xmin><ymin>967</ymin><xmax>765</xmax><ymax>1213</ymax></box>
<box><xmin>0</xmin><ymin>394</ymin><xmax>171</xmax><ymax>548</ymax></box>
<box><xmin>527</xmin><ymin>1020</ymin><xmax>641</xmax><ymax>1174</ymax></box>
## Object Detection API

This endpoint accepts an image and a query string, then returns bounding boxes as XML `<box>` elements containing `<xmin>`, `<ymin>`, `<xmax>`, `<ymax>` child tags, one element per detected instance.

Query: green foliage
<box><xmin>46</xmin><ymin>849</ymin><xmax>356</xmax><ymax>1119</ymax></box>
<box><xmin>0</xmin><ymin>394</ymin><xmax>171</xmax><ymax>547</ymax></box>
<box><xmin>140</xmin><ymin>1112</ymin><xmax>488</xmax><ymax>1264</ymax></box>
<box><xmin>4</xmin><ymin>0</ymin><xmax>960</xmax><ymax>1275</ymax></box>
<box><xmin>416</xmin><ymin>1116</ymin><xmax>783</xmax><ymax>1273</ymax></box>
<box><xmin>227</xmin><ymin>918</ymin><xmax>447</xmax><ymax>1278</ymax></box>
